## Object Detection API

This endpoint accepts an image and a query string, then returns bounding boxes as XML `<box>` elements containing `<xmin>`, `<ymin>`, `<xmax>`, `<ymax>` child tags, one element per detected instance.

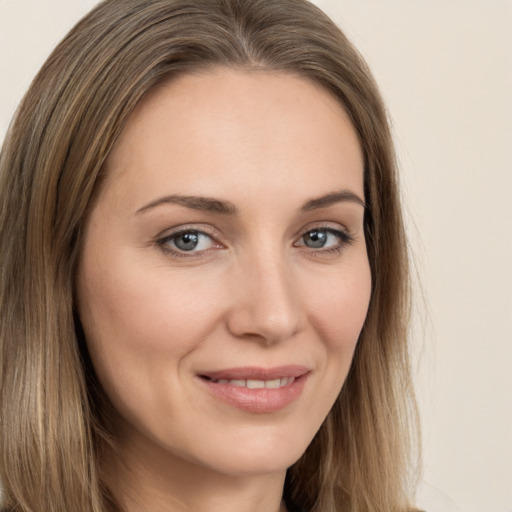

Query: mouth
<box><xmin>200</xmin><ymin>376</ymin><xmax>297</xmax><ymax>389</ymax></box>
<box><xmin>197</xmin><ymin>366</ymin><xmax>310</xmax><ymax>413</ymax></box>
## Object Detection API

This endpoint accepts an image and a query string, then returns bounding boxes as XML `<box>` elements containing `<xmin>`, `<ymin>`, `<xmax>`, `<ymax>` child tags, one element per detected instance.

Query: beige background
<box><xmin>1</xmin><ymin>1</ymin><xmax>511</xmax><ymax>511</ymax></box>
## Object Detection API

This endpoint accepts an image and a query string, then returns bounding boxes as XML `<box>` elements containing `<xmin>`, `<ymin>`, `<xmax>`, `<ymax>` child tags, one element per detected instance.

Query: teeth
<box><xmin>210</xmin><ymin>377</ymin><xmax>296</xmax><ymax>388</ymax></box>
<box><xmin>265</xmin><ymin>378</ymin><xmax>281</xmax><ymax>389</ymax></box>
<box><xmin>247</xmin><ymin>379</ymin><xmax>265</xmax><ymax>389</ymax></box>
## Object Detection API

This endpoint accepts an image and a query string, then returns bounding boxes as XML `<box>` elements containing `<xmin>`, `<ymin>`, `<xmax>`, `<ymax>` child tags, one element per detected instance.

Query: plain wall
<box><xmin>1</xmin><ymin>1</ymin><xmax>511</xmax><ymax>511</ymax></box>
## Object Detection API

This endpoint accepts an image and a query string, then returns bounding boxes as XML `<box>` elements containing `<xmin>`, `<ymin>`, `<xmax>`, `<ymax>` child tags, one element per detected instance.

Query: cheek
<box><xmin>308</xmin><ymin>259</ymin><xmax>372</xmax><ymax>348</ymax></box>
<box><xmin>75</xmin><ymin>247</ymin><xmax>226</xmax><ymax>408</ymax></box>
<box><xmin>79</xmin><ymin>256</ymin><xmax>220</xmax><ymax>353</ymax></box>
<box><xmin>76</xmin><ymin>256</ymin><xmax>231</xmax><ymax>448</ymax></box>
<box><xmin>304</xmin><ymin>255</ymin><xmax>371</xmax><ymax>406</ymax></box>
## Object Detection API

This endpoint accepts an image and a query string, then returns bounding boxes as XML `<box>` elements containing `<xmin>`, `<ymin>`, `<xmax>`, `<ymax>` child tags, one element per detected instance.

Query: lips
<box><xmin>198</xmin><ymin>365</ymin><xmax>310</xmax><ymax>413</ymax></box>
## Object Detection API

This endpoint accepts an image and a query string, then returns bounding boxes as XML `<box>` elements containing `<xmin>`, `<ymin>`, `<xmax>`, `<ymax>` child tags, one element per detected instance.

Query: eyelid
<box><xmin>156</xmin><ymin>223</ymin><xmax>222</xmax><ymax>242</ymax></box>
<box><xmin>154</xmin><ymin>221</ymin><xmax>355</xmax><ymax>260</ymax></box>
<box><xmin>155</xmin><ymin>224</ymin><xmax>225</xmax><ymax>258</ymax></box>
<box><xmin>294</xmin><ymin>223</ymin><xmax>355</xmax><ymax>251</ymax></box>
<box><xmin>295</xmin><ymin>221</ymin><xmax>352</xmax><ymax>240</ymax></box>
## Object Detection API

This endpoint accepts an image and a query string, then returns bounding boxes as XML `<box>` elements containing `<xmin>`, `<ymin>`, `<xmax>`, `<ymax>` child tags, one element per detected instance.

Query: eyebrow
<box><xmin>300</xmin><ymin>190</ymin><xmax>366</xmax><ymax>211</ymax></box>
<box><xmin>135</xmin><ymin>194</ymin><xmax>239</xmax><ymax>215</ymax></box>
<box><xmin>135</xmin><ymin>189</ymin><xmax>365</xmax><ymax>216</ymax></box>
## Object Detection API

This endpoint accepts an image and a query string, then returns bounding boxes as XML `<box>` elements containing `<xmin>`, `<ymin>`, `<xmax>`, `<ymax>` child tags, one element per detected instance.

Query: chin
<box><xmin>186</xmin><ymin>425</ymin><xmax>315</xmax><ymax>478</ymax></box>
<box><xmin>201</xmin><ymin>449</ymin><xmax>303</xmax><ymax>478</ymax></box>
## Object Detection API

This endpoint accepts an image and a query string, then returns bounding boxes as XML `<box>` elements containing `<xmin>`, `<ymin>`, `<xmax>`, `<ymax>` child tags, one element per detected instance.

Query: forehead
<box><xmin>102</xmin><ymin>68</ymin><xmax>364</xmax><ymax>209</ymax></box>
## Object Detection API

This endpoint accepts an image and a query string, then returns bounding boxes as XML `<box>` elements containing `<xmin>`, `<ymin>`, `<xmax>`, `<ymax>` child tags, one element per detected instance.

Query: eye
<box><xmin>302</xmin><ymin>229</ymin><xmax>336</xmax><ymax>249</ymax></box>
<box><xmin>296</xmin><ymin>227</ymin><xmax>353</xmax><ymax>251</ymax></box>
<box><xmin>159</xmin><ymin>229</ymin><xmax>216</xmax><ymax>254</ymax></box>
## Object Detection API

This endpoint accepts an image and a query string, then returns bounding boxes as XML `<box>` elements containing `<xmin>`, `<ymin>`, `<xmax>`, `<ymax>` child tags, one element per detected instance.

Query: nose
<box><xmin>226</xmin><ymin>252</ymin><xmax>302</xmax><ymax>345</ymax></box>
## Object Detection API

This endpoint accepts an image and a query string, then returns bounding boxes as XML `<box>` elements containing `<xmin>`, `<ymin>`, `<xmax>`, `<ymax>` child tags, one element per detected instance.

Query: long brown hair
<box><xmin>0</xmin><ymin>1</ymin><xmax>420</xmax><ymax>511</ymax></box>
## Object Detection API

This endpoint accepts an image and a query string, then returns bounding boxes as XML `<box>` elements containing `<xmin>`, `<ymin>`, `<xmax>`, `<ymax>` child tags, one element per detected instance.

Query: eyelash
<box><xmin>295</xmin><ymin>225</ymin><xmax>355</xmax><ymax>256</ymax></box>
<box><xmin>155</xmin><ymin>225</ymin><xmax>355</xmax><ymax>259</ymax></box>
<box><xmin>156</xmin><ymin>227</ymin><xmax>220</xmax><ymax>259</ymax></box>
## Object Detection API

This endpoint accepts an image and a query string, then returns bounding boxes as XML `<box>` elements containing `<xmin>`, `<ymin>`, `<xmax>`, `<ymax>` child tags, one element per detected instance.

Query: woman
<box><xmin>0</xmin><ymin>1</ymin><xmax>420</xmax><ymax>511</ymax></box>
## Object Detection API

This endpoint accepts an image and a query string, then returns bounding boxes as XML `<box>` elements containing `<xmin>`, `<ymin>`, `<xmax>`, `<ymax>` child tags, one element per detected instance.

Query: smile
<box><xmin>205</xmin><ymin>377</ymin><xmax>296</xmax><ymax>388</ymax></box>
<box><xmin>198</xmin><ymin>366</ymin><xmax>310</xmax><ymax>413</ymax></box>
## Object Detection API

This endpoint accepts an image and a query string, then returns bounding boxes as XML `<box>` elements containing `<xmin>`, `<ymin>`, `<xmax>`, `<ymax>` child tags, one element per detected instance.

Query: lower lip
<box><xmin>199</xmin><ymin>374</ymin><xmax>309</xmax><ymax>413</ymax></box>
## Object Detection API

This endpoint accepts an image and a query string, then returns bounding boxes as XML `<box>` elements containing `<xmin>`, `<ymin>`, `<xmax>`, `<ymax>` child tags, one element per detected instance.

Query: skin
<box><xmin>76</xmin><ymin>69</ymin><xmax>371</xmax><ymax>512</ymax></box>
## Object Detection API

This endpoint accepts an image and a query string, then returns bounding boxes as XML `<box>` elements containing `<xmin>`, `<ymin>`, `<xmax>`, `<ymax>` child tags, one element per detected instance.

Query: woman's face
<box><xmin>76</xmin><ymin>69</ymin><xmax>371</xmax><ymax>478</ymax></box>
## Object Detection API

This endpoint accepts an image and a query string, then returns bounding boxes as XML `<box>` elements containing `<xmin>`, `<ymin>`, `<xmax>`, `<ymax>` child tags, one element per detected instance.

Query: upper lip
<box><xmin>199</xmin><ymin>365</ymin><xmax>310</xmax><ymax>381</ymax></box>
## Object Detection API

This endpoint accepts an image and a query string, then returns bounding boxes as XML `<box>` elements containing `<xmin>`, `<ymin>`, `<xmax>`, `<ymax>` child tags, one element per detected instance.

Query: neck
<box><xmin>103</xmin><ymin>426</ymin><xmax>288</xmax><ymax>512</ymax></box>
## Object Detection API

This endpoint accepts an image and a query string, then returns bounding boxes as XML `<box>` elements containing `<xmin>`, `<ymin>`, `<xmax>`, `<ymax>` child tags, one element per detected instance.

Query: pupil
<box><xmin>305</xmin><ymin>230</ymin><xmax>326</xmax><ymax>248</ymax></box>
<box><xmin>175</xmin><ymin>231</ymin><xmax>199</xmax><ymax>251</ymax></box>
